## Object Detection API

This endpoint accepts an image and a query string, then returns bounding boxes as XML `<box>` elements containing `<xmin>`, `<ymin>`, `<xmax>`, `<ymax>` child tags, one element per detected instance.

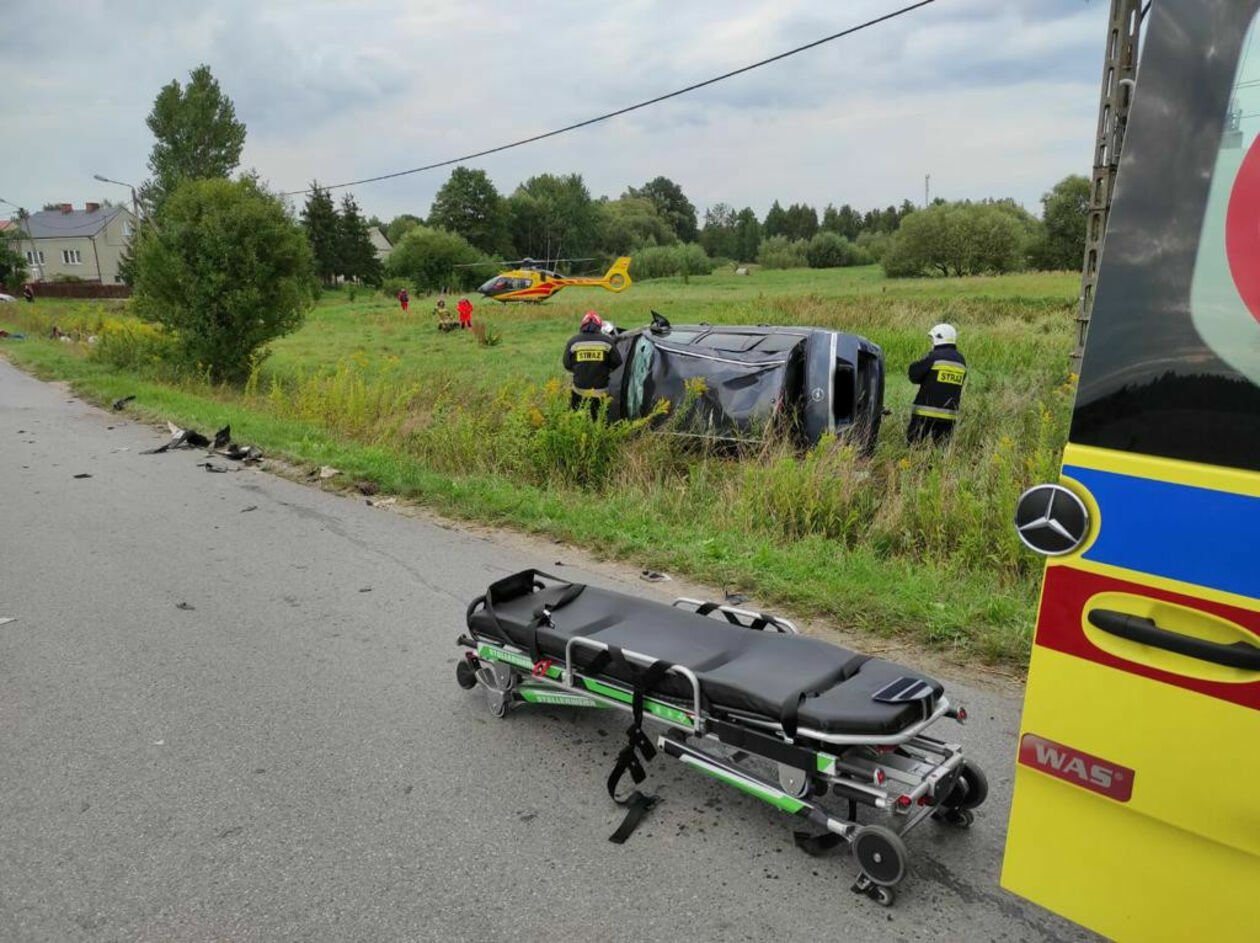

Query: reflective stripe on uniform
<box><xmin>911</xmin><ymin>404</ymin><xmax>958</xmax><ymax>420</ymax></box>
<box><xmin>571</xmin><ymin>341</ymin><xmax>610</xmax><ymax>363</ymax></box>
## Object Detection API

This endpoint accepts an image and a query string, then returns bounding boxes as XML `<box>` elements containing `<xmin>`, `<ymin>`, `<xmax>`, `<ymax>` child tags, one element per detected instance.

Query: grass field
<box><xmin>0</xmin><ymin>265</ymin><xmax>1080</xmax><ymax>665</ymax></box>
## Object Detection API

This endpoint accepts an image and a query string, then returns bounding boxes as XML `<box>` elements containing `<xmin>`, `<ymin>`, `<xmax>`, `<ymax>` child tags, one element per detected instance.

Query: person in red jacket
<box><xmin>457</xmin><ymin>297</ymin><xmax>473</xmax><ymax>330</ymax></box>
<box><xmin>397</xmin><ymin>287</ymin><xmax>410</xmax><ymax>312</ymax></box>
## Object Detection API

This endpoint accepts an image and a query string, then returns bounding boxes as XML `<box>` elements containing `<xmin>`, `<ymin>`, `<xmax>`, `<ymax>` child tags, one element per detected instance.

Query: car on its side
<box><xmin>606</xmin><ymin>312</ymin><xmax>885</xmax><ymax>452</ymax></box>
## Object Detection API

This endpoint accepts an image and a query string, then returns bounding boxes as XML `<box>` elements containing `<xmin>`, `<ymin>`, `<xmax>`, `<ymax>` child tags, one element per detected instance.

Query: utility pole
<box><xmin>1073</xmin><ymin>0</ymin><xmax>1143</xmax><ymax>366</ymax></box>
<box><xmin>924</xmin><ymin>174</ymin><xmax>930</xmax><ymax>208</ymax></box>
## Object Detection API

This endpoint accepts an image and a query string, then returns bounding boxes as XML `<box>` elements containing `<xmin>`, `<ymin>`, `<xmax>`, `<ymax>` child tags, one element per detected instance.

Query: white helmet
<box><xmin>928</xmin><ymin>323</ymin><xmax>957</xmax><ymax>346</ymax></box>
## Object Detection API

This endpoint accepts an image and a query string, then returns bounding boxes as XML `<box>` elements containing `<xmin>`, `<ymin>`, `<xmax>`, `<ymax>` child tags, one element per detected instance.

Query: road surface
<box><xmin>0</xmin><ymin>358</ymin><xmax>1090</xmax><ymax>942</ymax></box>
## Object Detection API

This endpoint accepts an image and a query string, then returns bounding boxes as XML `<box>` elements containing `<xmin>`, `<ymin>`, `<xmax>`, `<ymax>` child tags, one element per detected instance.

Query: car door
<box><xmin>1001</xmin><ymin>2</ymin><xmax>1260</xmax><ymax>940</ymax></box>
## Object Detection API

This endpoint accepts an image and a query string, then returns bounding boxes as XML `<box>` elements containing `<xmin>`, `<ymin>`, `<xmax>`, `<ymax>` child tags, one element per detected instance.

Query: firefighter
<box><xmin>563</xmin><ymin>311</ymin><xmax>622</xmax><ymax>419</ymax></box>
<box><xmin>906</xmin><ymin>322</ymin><xmax>966</xmax><ymax>444</ymax></box>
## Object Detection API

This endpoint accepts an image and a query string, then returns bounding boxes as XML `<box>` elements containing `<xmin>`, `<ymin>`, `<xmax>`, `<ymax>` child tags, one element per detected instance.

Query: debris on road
<box><xmin>175</xmin><ymin>602</ymin><xmax>195</xmax><ymax>611</ymax></box>
<box><xmin>367</xmin><ymin>497</ymin><xmax>396</xmax><ymax>508</ymax></box>
<box><xmin>72</xmin><ymin>473</ymin><xmax>92</xmax><ymax>479</ymax></box>
<box><xmin>359</xmin><ymin>587</ymin><xmax>372</xmax><ymax>593</ymax></box>
<box><xmin>640</xmin><ymin>570</ymin><xmax>671</xmax><ymax>582</ymax></box>
<box><xmin>212</xmin><ymin>425</ymin><xmax>231</xmax><ymax>449</ymax></box>
<box><xmin>0</xmin><ymin>617</ymin><xmax>16</xmax><ymax>627</ymax></box>
<box><xmin>112</xmin><ymin>395</ymin><xmax>136</xmax><ymax>410</ymax></box>
<box><xmin>197</xmin><ymin>462</ymin><xmax>231</xmax><ymax>473</ymax></box>
<box><xmin>318</xmin><ymin>466</ymin><xmax>340</xmax><ymax>480</ymax></box>
<box><xmin>219</xmin><ymin>443</ymin><xmax>263</xmax><ymax>463</ymax></box>
<box><xmin>356</xmin><ymin>480</ymin><xmax>379</xmax><ymax>495</ymax></box>
<box><xmin>241</xmin><ymin>505</ymin><xmax>258</xmax><ymax>513</ymax></box>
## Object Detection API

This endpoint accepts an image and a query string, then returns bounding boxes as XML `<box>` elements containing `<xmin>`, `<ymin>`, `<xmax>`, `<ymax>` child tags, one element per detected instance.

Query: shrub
<box><xmin>131</xmin><ymin>177</ymin><xmax>316</xmax><ymax>382</ymax></box>
<box><xmin>629</xmin><ymin>243</ymin><xmax>718</xmax><ymax>280</ymax></box>
<box><xmin>882</xmin><ymin>202</ymin><xmax>1029</xmax><ymax>278</ymax></box>
<box><xmin>88</xmin><ymin>318</ymin><xmax>183</xmax><ymax>376</ymax></box>
<box><xmin>805</xmin><ymin>231</ymin><xmax>868</xmax><ymax>268</ymax></box>
<box><xmin>380</xmin><ymin>276</ymin><xmax>410</xmax><ymax>298</ymax></box>
<box><xmin>756</xmin><ymin>235</ymin><xmax>808</xmax><ymax>269</ymax></box>
<box><xmin>855</xmin><ymin>230</ymin><xmax>891</xmax><ymax>263</ymax></box>
<box><xmin>472</xmin><ymin>322</ymin><xmax>502</xmax><ymax>347</ymax></box>
<box><xmin>386</xmin><ymin>225</ymin><xmax>483</xmax><ymax>292</ymax></box>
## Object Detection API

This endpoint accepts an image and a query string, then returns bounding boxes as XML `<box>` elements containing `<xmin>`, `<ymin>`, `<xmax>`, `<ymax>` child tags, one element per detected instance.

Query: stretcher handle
<box><xmin>1088</xmin><ymin>609</ymin><xmax>1260</xmax><ymax>671</ymax></box>
<box><xmin>672</xmin><ymin>597</ymin><xmax>799</xmax><ymax>634</ymax></box>
<box><xmin>565</xmin><ymin>635</ymin><xmax>704</xmax><ymax>733</ymax></box>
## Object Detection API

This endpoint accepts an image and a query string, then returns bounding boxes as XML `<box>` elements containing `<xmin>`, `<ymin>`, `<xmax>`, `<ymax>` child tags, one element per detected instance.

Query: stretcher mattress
<box><xmin>469</xmin><ymin>580</ymin><xmax>943</xmax><ymax>736</ymax></box>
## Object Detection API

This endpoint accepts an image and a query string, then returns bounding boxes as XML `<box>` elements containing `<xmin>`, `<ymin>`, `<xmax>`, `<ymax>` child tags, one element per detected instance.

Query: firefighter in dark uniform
<box><xmin>907</xmin><ymin>322</ymin><xmax>966</xmax><ymax>444</ymax></box>
<box><xmin>563</xmin><ymin>311</ymin><xmax>623</xmax><ymax>419</ymax></box>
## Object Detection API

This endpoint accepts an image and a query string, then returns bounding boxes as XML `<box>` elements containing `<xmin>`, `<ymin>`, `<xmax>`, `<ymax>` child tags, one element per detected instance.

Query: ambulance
<box><xmin>1001</xmin><ymin>1</ymin><xmax>1260</xmax><ymax>938</ymax></box>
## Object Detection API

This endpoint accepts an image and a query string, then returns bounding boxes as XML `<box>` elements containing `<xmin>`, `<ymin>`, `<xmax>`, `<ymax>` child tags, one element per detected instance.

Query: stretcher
<box><xmin>456</xmin><ymin>570</ymin><xmax>987</xmax><ymax>906</ymax></box>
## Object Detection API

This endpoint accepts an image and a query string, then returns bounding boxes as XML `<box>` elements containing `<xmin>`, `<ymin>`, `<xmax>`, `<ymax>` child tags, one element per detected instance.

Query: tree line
<box><xmin>373</xmin><ymin>163</ymin><xmax>1089</xmax><ymax>291</ymax></box>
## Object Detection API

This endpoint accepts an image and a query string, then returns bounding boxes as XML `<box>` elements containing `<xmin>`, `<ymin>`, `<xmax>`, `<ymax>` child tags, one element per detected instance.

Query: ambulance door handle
<box><xmin>1087</xmin><ymin>609</ymin><xmax>1260</xmax><ymax>671</ymax></box>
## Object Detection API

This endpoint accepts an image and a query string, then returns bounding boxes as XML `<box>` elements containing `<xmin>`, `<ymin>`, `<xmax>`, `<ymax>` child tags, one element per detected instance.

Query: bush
<box><xmin>756</xmin><ymin>235</ymin><xmax>808</xmax><ymax>269</ymax></box>
<box><xmin>855</xmin><ymin>230</ymin><xmax>891</xmax><ymax>263</ymax></box>
<box><xmin>88</xmin><ymin>318</ymin><xmax>184</xmax><ymax>376</ymax></box>
<box><xmin>131</xmin><ymin>177</ymin><xmax>316</xmax><ymax>382</ymax></box>
<box><xmin>882</xmin><ymin>202</ymin><xmax>1029</xmax><ymax>278</ymax></box>
<box><xmin>380</xmin><ymin>276</ymin><xmax>410</xmax><ymax>298</ymax></box>
<box><xmin>805</xmin><ymin>231</ymin><xmax>869</xmax><ymax>268</ymax></box>
<box><xmin>386</xmin><ymin>225</ymin><xmax>483</xmax><ymax>292</ymax></box>
<box><xmin>628</xmin><ymin>243</ymin><xmax>718</xmax><ymax>280</ymax></box>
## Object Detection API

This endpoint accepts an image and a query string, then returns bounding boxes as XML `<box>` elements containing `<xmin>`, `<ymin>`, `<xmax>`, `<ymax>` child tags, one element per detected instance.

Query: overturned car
<box><xmin>606</xmin><ymin>313</ymin><xmax>886</xmax><ymax>452</ymax></box>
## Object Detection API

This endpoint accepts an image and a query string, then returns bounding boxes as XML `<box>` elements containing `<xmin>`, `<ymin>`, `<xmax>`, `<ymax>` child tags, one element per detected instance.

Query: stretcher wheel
<box><xmin>940</xmin><ymin>760</ymin><xmax>988</xmax><ymax>811</ymax></box>
<box><xmin>851</xmin><ymin>825</ymin><xmax>907</xmax><ymax>887</ymax></box>
<box><xmin>934</xmin><ymin>808</ymin><xmax>974</xmax><ymax>829</ymax></box>
<box><xmin>870</xmin><ymin>885</ymin><xmax>896</xmax><ymax>907</ymax></box>
<box><xmin>456</xmin><ymin>660</ymin><xmax>478</xmax><ymax>690</ymax></box>
<box><xmin>956</xmin><ymin>761</ymin><xmax>988</xmax><ymax>810</ymax></box>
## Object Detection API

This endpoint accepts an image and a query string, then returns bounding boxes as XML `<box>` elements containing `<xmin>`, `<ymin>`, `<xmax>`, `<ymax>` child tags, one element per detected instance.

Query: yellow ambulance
<box><xmin>1001</xmin><ymin>2</ymin><xmax>1260</xmax><ymax>938</ymax></box>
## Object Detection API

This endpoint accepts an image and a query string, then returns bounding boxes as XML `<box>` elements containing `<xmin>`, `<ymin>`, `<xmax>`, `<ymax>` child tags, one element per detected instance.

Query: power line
<box><xmin>282</xmin><ymin>0</ymin><xmax>937</xmax><ymax>197</ymax></box>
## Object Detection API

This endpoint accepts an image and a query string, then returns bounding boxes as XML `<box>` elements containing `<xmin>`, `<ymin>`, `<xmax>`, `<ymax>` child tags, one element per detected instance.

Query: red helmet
<box><xmin>581</xmin><ymin>311</ymin><xmax>602</xmax><ymax>329</ymax></box>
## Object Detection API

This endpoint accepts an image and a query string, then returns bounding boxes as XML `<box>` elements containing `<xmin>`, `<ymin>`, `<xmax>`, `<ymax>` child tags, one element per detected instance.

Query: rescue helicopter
<box><xmin>457</xmin><ymin>256</ymin><xmax>632</xmax><ymax>303</ymax></box>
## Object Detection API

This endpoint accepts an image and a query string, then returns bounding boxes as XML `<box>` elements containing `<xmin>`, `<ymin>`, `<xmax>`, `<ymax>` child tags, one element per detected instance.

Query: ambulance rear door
<box><xmin>1001</xmin><ymin>2</ymin><xmax>1260</xmax><ymax>939</ymax></box>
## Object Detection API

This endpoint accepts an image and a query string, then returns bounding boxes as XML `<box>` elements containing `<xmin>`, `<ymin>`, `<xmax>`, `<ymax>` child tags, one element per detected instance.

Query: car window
<box><xmin>1071</xmin><ymin>5</ymin><xmax>1260</xmax><ymax>472</ymax></box>
<box><xmin>753</xmin><ymin>333</ymin><xmax>806</xmax><ymax>354</ymax></box>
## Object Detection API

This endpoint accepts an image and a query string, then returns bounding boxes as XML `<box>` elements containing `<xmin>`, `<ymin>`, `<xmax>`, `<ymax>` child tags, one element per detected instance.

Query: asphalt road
<box><xmin>0</xmin><ymin>358</ymin><xmax>1090</xmax><ymax>942</ymax></box>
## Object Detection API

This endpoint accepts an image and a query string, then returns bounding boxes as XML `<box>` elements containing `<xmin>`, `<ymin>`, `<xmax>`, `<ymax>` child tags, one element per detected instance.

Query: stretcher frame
<box><xmin>456</xmin><ymin>595</ymin><xmax>983</xmax><ymax>906</ymax></box>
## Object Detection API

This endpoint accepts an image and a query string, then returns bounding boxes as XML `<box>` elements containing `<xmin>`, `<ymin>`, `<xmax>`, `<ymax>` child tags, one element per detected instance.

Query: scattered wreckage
<box><xmin>606</xmin><ymin>313</ymin><xmax>886</xmax><ymax>452</ymax></box>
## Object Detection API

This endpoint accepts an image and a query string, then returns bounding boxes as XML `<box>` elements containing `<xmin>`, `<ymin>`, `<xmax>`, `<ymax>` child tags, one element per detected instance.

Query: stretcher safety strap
<box><xmin>693</xmin><ymin>601</ymin><xmax>776</xmax><ymax>631</ymax></box>
<box><xmin>592</xmin><ymin>648</ymin><xmax>674</xmax><ymax>844</ymax></box>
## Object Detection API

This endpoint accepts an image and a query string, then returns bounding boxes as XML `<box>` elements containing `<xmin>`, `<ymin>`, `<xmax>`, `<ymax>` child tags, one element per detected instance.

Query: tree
<box><xmin>506</xmin><ymin>173</ymin><xmax>600</xmax><ymax>259</ymax></box>
<box><xmin>428</xmin><ymin>167</ymin><xmax>511</xmax><ymax>257</ymax></box>
<box><xmin>597</xmin><ymin>196</ymin><xmax>676</xmax><ymax>255</ymax></box>
<box><xmin>131</xmin><ymin>177</ymin><xmax>314</xmax><ymax>381</ymax></box>
<box><xmin>301</xmin><ymin>182</ymin><xmax>341</xmax><ymax>285</ymax></box>
<box><xmin>386</xmin><ymin>214</ymin><xmax>423</xmax><ymax>246</ymax></box>
<box><xmin>763</xmin><ymin>200</ymin><xmax>788</xmax><ymax>238</ymax></box>
<box><xmin>1029</xmin><ymin>174</ymin><xmax>1090</xmax><ymax>270</ymax></box>
<box><xmin>699</xmin><ymin>203</ymin><xmax>738</xmax><ymax>259</ymax></box>
<box><xmin>338</xmin><ymin>193</ymin><xmax>382</xmax><ymax>285</ymax></box>
<box><xmin>0</xmin><ymin>237</ymin><xmax>29</xmax><ymax>290</ymax></box>
<box><xmin>757</xmin><ymin>235</ymin><xmax>808</xmax><ymax>269</ymax></box>
<box><xmin>141</xmin><ymin>64</ymin><xmax>246</xmax><ymax>211</ymax></box>
<box><xmin>783</xmin><ymin>202</ymin><xmax>819</xmax><ymax>241</ymax></box>
<box><xmin>883</xmin><ymin>201</ymin><xmax>1027</xmax><ymax>277</ymax></box>
<box><xmin>625</xmin><ymin>176</ymin><xmax>697</xmax><ymax>242</ymax></box>
<box><xmin>732</xmin><ymin>208</ymin><xmax>762</xmax><ymax>262</ymax></box>
<box><xmin>386</xmin><ymin>226</ymin><xmax>482</xmax><ymax>292</ymax></box>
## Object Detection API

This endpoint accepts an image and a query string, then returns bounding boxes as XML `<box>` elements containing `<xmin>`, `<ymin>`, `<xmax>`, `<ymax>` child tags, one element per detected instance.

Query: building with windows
<box><xmin>9</xmin><ymin>203</ymin><xmax>137</xmax><ymax>283</ymax></box>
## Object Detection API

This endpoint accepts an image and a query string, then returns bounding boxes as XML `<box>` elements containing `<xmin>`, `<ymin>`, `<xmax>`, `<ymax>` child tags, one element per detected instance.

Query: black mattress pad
<box><xmin>467</xmin><ymin>574</ymin><xmax>944</xmax><ymax>737</ymax></box>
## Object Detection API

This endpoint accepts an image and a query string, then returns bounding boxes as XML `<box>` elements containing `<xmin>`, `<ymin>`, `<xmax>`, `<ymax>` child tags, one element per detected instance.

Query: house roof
<box><xmin>24</xmin><ymin>205</ymin><xmax>129</xmax><ymax>239</ymax></box>
<box><xmin>0</xmin><ymin>220</ymin><xmax>16</xmax><ymax>232</ymax></box>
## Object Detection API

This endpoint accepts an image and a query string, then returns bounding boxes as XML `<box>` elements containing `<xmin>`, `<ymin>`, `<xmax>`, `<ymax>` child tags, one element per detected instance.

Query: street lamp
<box><xmin>0</xmin><ymin>195</ymin><xmax>42</xmax><ymax>281</ymax></box>
<box><xmin>93</xmin><ymin>173</ymin><xmax>140</xmax><ymax>229</ymax></box>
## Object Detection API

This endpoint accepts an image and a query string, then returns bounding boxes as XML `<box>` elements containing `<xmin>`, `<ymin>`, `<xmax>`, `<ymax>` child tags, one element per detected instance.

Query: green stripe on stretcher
<box><xmin>910</xmin><ymin>404</ymin><xmax>959</xmax><ymax>420</ymax></box>
<box><xmin>475</xmin><ymin>644</ymin><xmax>563</xmax><ymax>680</ymax></box>
<box><xmin>517</xmin><ymin>686</ymin><xmax>608</xmax><ymax>709</ymax></box>
<box><xmin>582</xmin><ymin>678</ymin><xmax>694</xmax><ymax>728</ymax></box>
<box><xmin>681</xmin><ymin>755</ymin><xmax>806</xmax><ymax>814</ymax></box>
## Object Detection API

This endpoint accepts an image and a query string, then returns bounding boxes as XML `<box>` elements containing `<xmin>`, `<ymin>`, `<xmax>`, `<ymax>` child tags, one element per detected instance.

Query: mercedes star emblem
<box><xmin>1013</xmin><ymin>484</ymin><xmax>1090</xmax><ymax>556</ymax></box>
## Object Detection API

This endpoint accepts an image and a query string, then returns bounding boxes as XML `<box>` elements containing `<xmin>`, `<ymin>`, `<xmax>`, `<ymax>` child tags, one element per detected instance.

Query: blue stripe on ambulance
<box><xmin>1065</xmin><ymin>465</ymin><xmax>1256</xmax><ymax>598</ymax></box>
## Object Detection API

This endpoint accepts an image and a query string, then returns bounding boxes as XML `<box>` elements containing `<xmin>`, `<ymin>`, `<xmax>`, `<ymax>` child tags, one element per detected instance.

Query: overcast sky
<box><xmin>2</xmin><ymin>0</ymin><xmax>1108</xmax><ymax>224</ymax></box>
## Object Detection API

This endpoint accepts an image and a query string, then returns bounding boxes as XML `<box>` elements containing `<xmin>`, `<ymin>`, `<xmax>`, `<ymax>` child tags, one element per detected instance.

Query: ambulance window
<box><xmin>1071</xmin><ymin>3</ymin><xmax>1260</xmax><ymax>473</ymax></box>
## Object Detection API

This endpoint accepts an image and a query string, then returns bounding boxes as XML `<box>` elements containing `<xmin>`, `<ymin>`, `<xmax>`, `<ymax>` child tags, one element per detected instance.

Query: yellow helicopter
<box><xmin>461</xmin><ymin>256</ymin><xmax>632</xmax><ymax>303</ymax></box>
